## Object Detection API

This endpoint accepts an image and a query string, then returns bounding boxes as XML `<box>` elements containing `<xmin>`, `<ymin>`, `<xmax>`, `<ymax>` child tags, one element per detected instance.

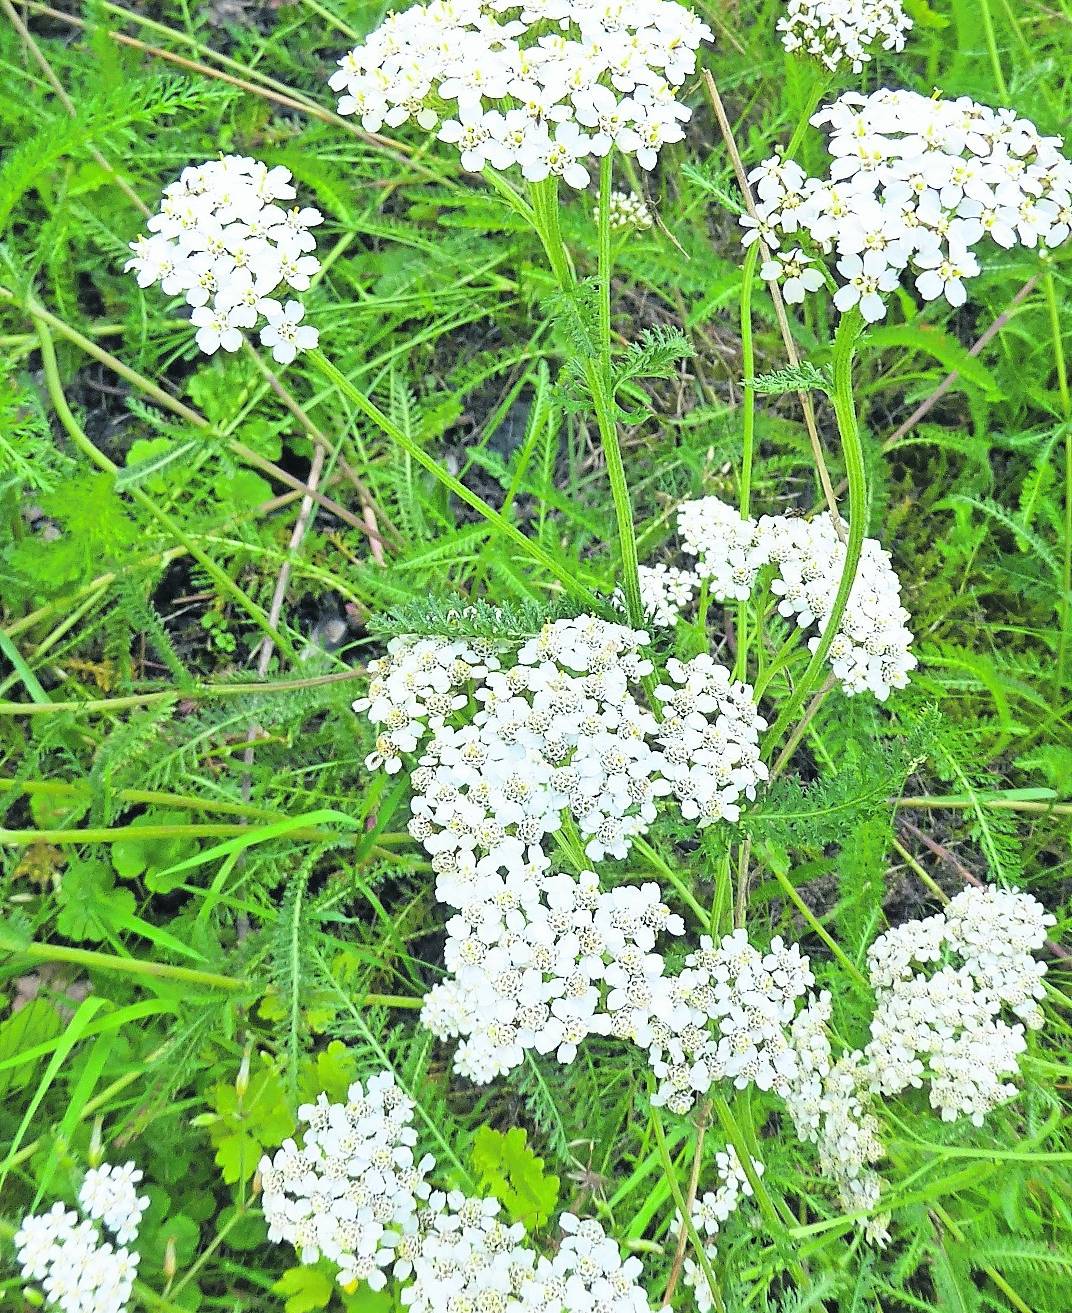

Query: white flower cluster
<box><xmin>865</xmin><ymin>886</ymin><xmax>1054</xmax><ymax>1125</ymax></box>
<box><xmin>777</xmin><ymin>0</ymin><xmax>911</xmax><ymax>73</ymax></box>
<box><xmin>261</xmin><ymin>1070</ymin><xmax>657</xmax><ymax>1309</ymax></box>
<box><xmin>78</xmin><ymin>1164</ymin><xmax>150</xmax><ymax>1247</ymax></box>
<box><xmin>779</xmin><ymin>887</ymin><xmax>1054</xmax><ymax>1243</ymax></box>
<box><xmin>259</xmin><ymin>1071</ymin><xmax>435</xmax><ymax>1289</ymax></box>
<box><xmin>679</xmin><ymin>1146</ymin><xmax>763</xmax><ymax>1313</ymax></box>
<box><xmin>646</xmin><ymin>930</ymin><xmax>814</xmax><ymax>1113</ymax></box>
<box><xmin>615</xmin><ymin>563</ymin><xmax>698</xmax><ymax>628</ymax></box>
<box><xmin>125</xmin><ymin>156</ymin><xmax>321</xmax><ymax>363</ymax></box>
<box><xmin>782</xmin><ymin>993</ymin><xmax>890</xmax><ymax>1245</ymax></box>
<box><xmin>329</xmin><ymin>0</ymin><xmax>711</xmax><ymax>188</ymax></box>
<box><xmin>600</xmin><ymin>189</ymin><xmax>655</xmax><ymax>231</ymax></box>
<box><xmin>14</xmin><ymin>1163</ymin><xmax>146</xmax><ymax>1313</ymax></box>
<box><xmin>422</xmin><ymin>867</ymin><xmax>686</xmax><ymax>1083</ymax></box>
<box><xmin>403</xmin><ymin>1199</ymin><xmax>653</xmax><ymax>1313</ymax></box>
<box><xmin>745</xmin><ymin>89</ymin><xmax>1072</xmax><ymax>321</ymax></box>
<box><xmin>357</xmin><ymin>617</ymin><xmax>765</xmax><ymax>864</ymax></box>
<box><xmin>677</xmin><ymin>496</ymin><xmax>917</xmax><ymax>701</ymax></box>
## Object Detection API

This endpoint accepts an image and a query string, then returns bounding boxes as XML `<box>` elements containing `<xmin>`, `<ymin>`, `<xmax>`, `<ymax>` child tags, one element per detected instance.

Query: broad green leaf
<box><xmin>471</xmin><ymin>1125</ymin><xmax>560</xmax><ymax>1229</ymax></box>
<box><xmin>273</xmin><ymin>1266</ymin><xmax>335</xmax><ymax>1313</ymax></box>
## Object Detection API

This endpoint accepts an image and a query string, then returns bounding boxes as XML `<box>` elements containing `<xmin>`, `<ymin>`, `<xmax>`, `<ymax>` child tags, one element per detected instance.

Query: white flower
<box><xmin>676</xmin><ymin>496</ymin><xmax>917</xmax><ymax>701</ymax></box>
<box><xmin>760</xmin><ymin>247</ymin><xmax>824</xmax><ymax>303</ymax></box>
<box><xmin>126</xmin><ymin>156</ymin><xmax>320</xmax><ymax>360</ymax></box>
<box><xmin>833</xmin><ymin>250</ymin><xmax>899</xmax><ymax>321</ymax></box>
<box><xmin>260</xmin><ymin>299</ymin><xmax>319</xmax><ymax>365</ymax></box>
<box><xmin>328</xmin><ymin>0</ymin><xmax>712</xmax><ymax>186</ymax></box>
<box><xmin>743</xmin><ymin>88</ymin><xmax>1072</xmax><ymax>320</ymax></box>
<box><xmin>778</xmin><ymin>0</ymin><xmax>912</xmax><ymax>73</ymax></box>
<box><xmin>190</xmin><ymin>302</ymin><xmax>245</xmax><ymax>354</ymax></box>
<box><xmin>15</xmin><ymin>1166</ymin><xmax>145</xmax><ymax>1313</ymax></box>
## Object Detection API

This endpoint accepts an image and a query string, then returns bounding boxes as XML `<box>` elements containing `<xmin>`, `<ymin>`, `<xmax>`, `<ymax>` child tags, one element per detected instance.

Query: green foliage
<box><xmin>470</xmin><ymin>1125</ymin><xmax>561</xmax><ymax>1229</ymax></box>
<box><xmin>0</xmin><ymin>2</ymin><xmax>1070</xmax><ymax>1311</ymax></box>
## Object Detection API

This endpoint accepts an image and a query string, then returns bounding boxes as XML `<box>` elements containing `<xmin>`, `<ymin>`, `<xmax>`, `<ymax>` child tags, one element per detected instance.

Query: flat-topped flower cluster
<box><xmin>14</xmin><ymin>1162</ymin><xmax>148</xmax><ymax>1313</ymax></box>
<box><xmin>634</xmin><ymin>496</ymin><xmax>917</xmax><ymax>702</ymax></box>
<box><xmin>261</xmin><ymin>1070</ymin><xmax>658</xmax><ymax>1310</ymax></box>
<box><xmin>865</xmin><ymin>884</ymin><xmax>1054</xmax><ymax>1124</ymax></box>
<box><xmin>777</xmin><ymin>0</ymin><xmax>911</xmax><ymax>73</ymax></box>
<box><xmin>780</xmin><ymin>885</ymin><xmax>1055</xmax><ymax>1244</ymax></box>
<box><xmin>744</xmin><ymin>89</ymin><xmax>1072</xmax><ymax>320</ymax></box>
<box><xmin>329</xmin><ymin>0</ymin><xmax>711</xmax><ymax>187</ymax></box>
<box><xmin>356</xmin><ymin>616</ymin><xmax>767</xmax><ymax>859</ymax></box>
<box><xmin>125</xmin><ymin>156</ymin><xmax>321</xmax><ymax>362</ymax></box>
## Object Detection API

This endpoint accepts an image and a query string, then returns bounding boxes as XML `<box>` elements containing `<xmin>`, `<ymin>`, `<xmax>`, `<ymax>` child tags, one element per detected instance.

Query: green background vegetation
<box><xmin>0</xmin><ymin>0</ymin><xmax>1070</xmax><ymax>1310</ymax></box>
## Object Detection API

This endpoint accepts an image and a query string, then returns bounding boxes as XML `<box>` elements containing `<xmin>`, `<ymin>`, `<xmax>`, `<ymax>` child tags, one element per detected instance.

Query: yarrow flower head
<box><xmin>599</xmin><ymin>189</ymin><xmax>655</xmax><ymax>231</ymax></box>
<box><xmin>261</xmin><ymin>1067</ymin><xmax>659</xmax><ymax>1309</ymax></box>
<box><xmin>864</xmin><ymin>885</ymin><xmax>1054</xmax><ymax>1125</ymax></box>
<box><xmin>329</xmin><ymin>0</ymin><xmax>712</xmax><ymax>188</ymax></box>
<box><xmin>14</xmin><ymin>1163</ymin><xmax>146</xmax><ymax>1313</ymax></box>
<box><xmin>677</xmin><ymin>496</ymin><xmax>918</xmax><ymax>701</ymax></box>
<box><xmin>259</xmin><ymin>1071</ymin><xmax>436</xmax><ymax>1290</ymax></box>
<box><xmin>356</xmin><ymin>615</ymin><xmax>765</xmax><ymax>866</ymax></box>
<box><xmin>743</xmin><ymin>88</ymin><xmax>1072</xmax><ymax>320</ymax></box>
<box><xmin>780</xmin><ymin>885</ymin><xmax>1054</xmax><ymax>1245</ymax></box>
<box><xmin>777</xmin><ymin>0</ymin><xmax>912</xmax><ymax>73</ymax></box>
<box><xmin>125</xmin><ymin>156</ymin><xmax>321</xmax><ymax>363</ymax></box>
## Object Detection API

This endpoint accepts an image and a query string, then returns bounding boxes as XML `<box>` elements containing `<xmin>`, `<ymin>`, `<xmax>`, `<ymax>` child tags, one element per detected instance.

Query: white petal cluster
<box><xmin>422</xmin><ymin>866</ymin><xmax>686</xmax><ymax>1083</ymax></box>
<box><xmin>652</xmin><ymin>656</ymin><xmax>768</xmax><ymax>825</ymax></box>
<box><xmin>615</xmin><ymin>563</ymin><xmax>699</xmax><ymax>628</ymax></box>
<box><xmin>78</xmin><ymin>1164</ymin><xmax>149</xmax><ymax>1248</ymax></box>
<box><xmin>600</xmin><ymin>189</ymin><xmax>655</xmax><ymax>231</ymax></box>
<box><xmin>782</xmin><ymin>994</ymin><xmax>890</xmax><ymax>1245</ymax></box>
<box><xmin>329</xmin><ymin>0</ymin><xmax>711</xmax><ymax>187</ymax></box>
<box><xmin>777</xmin><ymin>0</ymin><xmax>911</xmax><ymax>73</ymax></box>
<box><xmin>258</xmin><ymin>1072</ymin><xmax>435</xmax><ymax>1289</ymax></box>
<box><xmin>403</xmin><ymin>1199</ymin><xmax>653</xmax><ymax>1312</ymax></box>
<box><xmin>357</xmin><ymin>617</ymin><xmax>763</xmax><ymax>865</ymax></box>
<box><xmin>679</xmin><ymin>1146</ymin><xmax>763</xmax><ymax>1313</ymax></box>
<box><xmin>678</xmin><ymin>497</ymin><xmax>917</xmax><ymax>700</ymax></box>
<box><xmin>645</xmin><ymin>931</ymin><xmax>814</xmax><ymax>1113</ymax></box>
<box><xmin>864</xmin><ymin>886</ymin><xmax>1054</xmax><ymax>1125</ymax></box>
<box><xmin>261</xmin><ymin>1070</ymin><xmax>658</xmax><ymax>1309</ymax></box>
<box><xmin>14</xmin><ymin>1165</ymin><xmax>145</xmax><ymax>1313</ymax></box>
<box><xmin>744</xmin><ymin>88</ymin><xmax>1072</xmax><ymax>320</ymax></box>
<box><xmin>353</xmin><ymin>634</ymin><xmax>499</xmax><ymax>774</ymax></box>
<box><xmin>125</xmin><ymin>156</ymin><xmax>321</xmax><ymax>363</ymax></box>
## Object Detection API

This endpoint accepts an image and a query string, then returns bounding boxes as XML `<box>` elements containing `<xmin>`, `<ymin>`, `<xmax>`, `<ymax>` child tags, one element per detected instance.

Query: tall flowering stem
<box><xmin>529</xmin><ymin>175</ymin><xmax>646</xmax><ymax>630</ymax></box>
<box><xmin>761</xmin><ymin>308</ymin><xmax>867</xmax><ymax>759</ymax></box>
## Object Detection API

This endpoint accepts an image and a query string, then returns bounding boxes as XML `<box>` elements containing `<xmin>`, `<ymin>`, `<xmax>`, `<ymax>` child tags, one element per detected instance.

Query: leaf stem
<box><xmin>762</xmin><ymin>310</ymin><xmax>866</xmax><ymax>759</ymax></box>
<box><xmin>528</xmin><ymin>174</ymin><xmax>646</xmax><ymax>628</ymax></box>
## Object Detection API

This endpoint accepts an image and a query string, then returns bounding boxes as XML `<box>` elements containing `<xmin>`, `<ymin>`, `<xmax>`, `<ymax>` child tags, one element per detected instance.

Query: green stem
<box><xmin>735</xmin><ymin>242</ymin><xmax>760</xmax><ymax>684</ymax></box>
<box><xmin>649</xmin><ymin>1103</ymin><xmax>727</xmax><ymax>1313</ymax></box>
<box><xmin>307</xmin><ymin>349</ymin><xmax>598</xmax><ymax>607</ymax></box>
<box><xmin>1044</xmin><ymin>271</ymin><xmax>1071</xmax><ymax>690</ymax></box>
<box><xmin>710</xmin><ymin>1095</ymin><xmax>797</xmax><ymax>1244</ymax></box>
<box><xmin>14</xmin><ymin>942</ymin><xmax>246</xmax><ymax>991</ymax></box>
<box><xmin>978</xmin><ymin>0</ymin><xmax>1009</xmax><ymax>100</ymax></box>
<box><xmin>529</xmin><ymin>174</ymin><xmax>645</xmax><ymax>628</ymax></box>
<box><xmin>762</xmin><ymin>310</ymin><xmax>866</xmax><ymax>759</ymax></box>
<box><xmin>768</xmin><ymin>862</ymin><xmax>869</xmax><ymax>987</ymax></box>
<box><xmin>597</xmin><ymin>154</ymin><xmax>614</xmax><ymax>379</ymax></box>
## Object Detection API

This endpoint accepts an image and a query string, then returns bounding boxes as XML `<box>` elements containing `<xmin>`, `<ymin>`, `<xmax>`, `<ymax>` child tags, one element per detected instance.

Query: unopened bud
<box><xmin>235</xmin><ymin>1046</ymin><xmax>252</xmax><ymax>1100</ymax></box>
<box><xmin>88</xmin><ymin>1117</ymin><xmax>104</xmax><ymax>1168</ymax></box>
<box><xmin>163</xmin><ymin>1236</ymin><xmax>177</xmax><ymax>1285</ymax></box>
